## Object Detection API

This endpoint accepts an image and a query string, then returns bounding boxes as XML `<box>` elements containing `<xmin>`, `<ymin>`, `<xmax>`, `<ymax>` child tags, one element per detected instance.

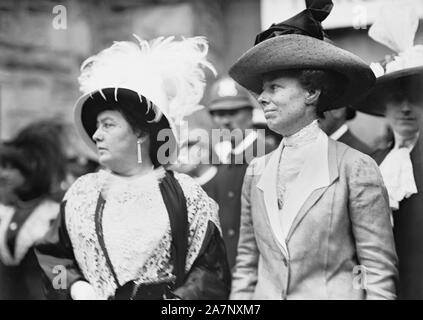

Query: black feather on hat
<box><xmin>255</xmin><ymin>0</ymin><xmax>333</xmax><ymax>44</ymax></box>
<box><xmin>229</xmin><ymin>0</ymin><xmax>375</xmax><ymax>109</ymax></box>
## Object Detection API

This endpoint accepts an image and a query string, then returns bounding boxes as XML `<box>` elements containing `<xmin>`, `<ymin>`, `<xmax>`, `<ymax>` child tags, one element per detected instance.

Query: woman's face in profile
<box><xmin>257</xmin><ymin>73</ymin><xmax>308</xmax><ymax>136</ymax></box>
<box><xmin>92</xmin><ymin>110</ymin><xmax>139</xmax><ymax>171</ymax></box>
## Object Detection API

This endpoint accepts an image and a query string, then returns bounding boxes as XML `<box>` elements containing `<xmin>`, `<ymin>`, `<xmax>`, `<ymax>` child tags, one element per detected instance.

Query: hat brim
<box><xmin>74</xmin><ymin>88</ymin><xmax>177</xmax><ymax>155</ymax></box>
<box><xmin>354</xmin><ymin>66</ymin><xmax>423</xmax><ymax>117</ymax></box>
<box><xmin>229</xmin><ymin>34</ymin><xmax>375</xmax><ymax>109</ymax></box>
<box><xmin>208</xmin><ymin>98</ymin><xmax>253</xmax><ymax>112</ymax></box>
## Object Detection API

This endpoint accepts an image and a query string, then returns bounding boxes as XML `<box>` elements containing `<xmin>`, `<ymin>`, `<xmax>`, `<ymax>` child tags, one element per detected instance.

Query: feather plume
<box><xmin>78</xmin><ymin>35</ymin><xmax>216</xmax><ymax>125</ymax></box>
<box><xmin>368</xmin><ymin>6</ymin><xmax>423</xmax><ymax>76</ymax></box>
<box><xmin>369</xmin><ymin>6</ymin><xmax>418</xmax><ymax>53</ymax></box>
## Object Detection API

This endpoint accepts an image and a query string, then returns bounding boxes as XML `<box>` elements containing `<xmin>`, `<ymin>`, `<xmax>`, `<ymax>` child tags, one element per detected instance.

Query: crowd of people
<box><xmin>1</xmin><ymin>0</ymin><xmax>423</xmax><ymax>299</ymax></box>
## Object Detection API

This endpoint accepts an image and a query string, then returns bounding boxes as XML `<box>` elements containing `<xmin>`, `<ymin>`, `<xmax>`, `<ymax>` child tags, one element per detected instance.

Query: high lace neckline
<box><xmin>98</xmin><ymin>167</ymin><xmax>166</xmax><ymax>201</ymax></box>
<box><xmin>101</xmin><ymin>167</ymin><xmax>165</xmax><ymax>183</ymax></box>
<box><xmin>282</xmin><ymin>120</ymin><xmax>320</xmax><ymax>148</ymax></box>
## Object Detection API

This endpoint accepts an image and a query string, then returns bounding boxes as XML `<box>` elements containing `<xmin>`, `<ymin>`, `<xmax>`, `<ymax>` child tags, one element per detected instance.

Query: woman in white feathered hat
<box><xmin>34</xmin><ymin>35</ymin><xmax>230</xmax><ymax>300</ymax></box>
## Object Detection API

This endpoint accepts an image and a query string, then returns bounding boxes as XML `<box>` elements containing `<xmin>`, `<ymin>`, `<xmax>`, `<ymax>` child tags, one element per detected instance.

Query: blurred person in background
<box><xmin>354</xmin><ymin>8</ymin><xmax>423</xmax><ymax>299</ymax></box>
<box><xmin>319</xmin><ymin>107</ymin><xmax>373</xmax><ymax>155</ymax></box>
<box><xmin>172</xmin><ymin>132</ymin><xmax>219</xmax><ymax>201</ymax></box>
<box><xmin>55</xmin><ymin>120</ymin><xmax>100</xmax><ymax>182</ymax></box>
<box><xmin>209</xmin><ymin>76</ymin><xmax>258</xmax><ymax>164</ymax></box>
<box><xmin>0</xmin><ymin>120</ymin><xmax>69</xmax><ymax>299</ymax></box>
<box><xmin>207</xmin><ymin>76</ymin><xmax>266</xmax><ymax>270</ymax></box>
<box><xmin>32</xmin><ymin>119</ymin><xmax>100</xmax><ymax>189</ymax></box>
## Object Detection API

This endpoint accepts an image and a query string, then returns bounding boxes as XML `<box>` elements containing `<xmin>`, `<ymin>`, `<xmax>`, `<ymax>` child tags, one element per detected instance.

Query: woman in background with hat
<box><xmin>229</xmin><ymin>0</ymin><xmax>397</xmax><ymax>299</ymax></box>
<box><xmin>355</xmin><ymin>7</ymin><xmax>423</xmax><ymax>299</ymax></box>
<box><xmin>35</xmin><ymin>35</ymin><xmax>230</xmax><ymax>300</ymax></box>
<box><xmin>0</xmin><ymin>120</ymin><xmax>68</xmax><ymax>299</ymax></box>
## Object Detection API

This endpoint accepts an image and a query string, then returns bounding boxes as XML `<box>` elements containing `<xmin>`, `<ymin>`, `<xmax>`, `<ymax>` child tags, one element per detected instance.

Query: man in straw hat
<box><xmin>354</xmin><ymin>7</ymin><xmax>423</xmax><ymax>299</ymax></box>
<box><xmin>229</xmin><ymin>0</ymin><xmax>397</xmax><ymax>300</ymax></box>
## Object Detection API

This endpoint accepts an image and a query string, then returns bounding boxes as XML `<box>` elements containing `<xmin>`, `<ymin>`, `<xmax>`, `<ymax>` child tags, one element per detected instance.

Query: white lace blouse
<box><xmin>63</xmin><ymin>168</ymin><xmax>220</xmax><ymax>299</ymax></box>
<box><xmin>99</xmin><ymin>169</ymin><xmax>169</xmax><ymax>286</ymax></box>
<box><xmin>277</xmin><ymin>120</ymin><xmax>321</xmax><ymax>237</ymax></box>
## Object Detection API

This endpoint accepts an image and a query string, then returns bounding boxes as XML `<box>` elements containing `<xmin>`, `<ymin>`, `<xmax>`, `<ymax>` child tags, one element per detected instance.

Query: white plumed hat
<box><xmin>74</xmin><ymin>34</ymin><xmax>216</xmax><ymax>159</ymax></box>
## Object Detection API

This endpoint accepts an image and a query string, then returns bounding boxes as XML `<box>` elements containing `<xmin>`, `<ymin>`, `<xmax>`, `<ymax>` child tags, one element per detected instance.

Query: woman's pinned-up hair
<box><xmin>296</xmin><ymin>69</ymin><xmax>347</xmax><ymax>113</ymax></box>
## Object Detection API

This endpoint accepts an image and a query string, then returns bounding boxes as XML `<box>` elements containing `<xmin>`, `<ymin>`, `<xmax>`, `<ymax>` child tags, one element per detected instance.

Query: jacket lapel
<box><xmin>411</xmin><ymin>136</ymin><xmax>423</xmax><ymax>192</ymax></box>
<box><xmin>256</xmin><ymin>142</ymin><xmax>289</xmax><ymax>256</ymax></box>
<box><xmin>285</xmin><ymin>136</ymin><xmax>339</xmax><ymax>241</ymax></box>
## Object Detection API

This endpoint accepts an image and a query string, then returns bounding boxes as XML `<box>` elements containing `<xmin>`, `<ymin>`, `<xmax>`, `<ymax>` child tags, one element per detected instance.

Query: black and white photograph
<box><xmin>0</xmin><ymin>0</ymin><xmax>423</xmax><ymax>306</ymax></box>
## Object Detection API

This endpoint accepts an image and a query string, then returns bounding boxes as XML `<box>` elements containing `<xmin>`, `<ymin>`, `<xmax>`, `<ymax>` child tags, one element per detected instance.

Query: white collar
<box><xmin>193</xmin><ymin>166</ymin><xmax>218</xmax><ymax>186</ymax></box>
<box><xmin>393</xmin><ymin>131</ymin><xmax>419</xmax><ymax>151</ymax></box>
<box><xmin>380</xmin><ymin>133</ymin><xmax>419</xmax><ymax>212</ymax></box>
<box><xmin>214</xmin><ymin>141</ymin><xmax>232</xmax><ymax>164</ymax></box>
<box><xmin>329</xmin><ymin>124</ymin><xmax>348</xmax><ymax>141</ymax></box>
<box><xmin>98</xmin><ymin>167</ymin><xmax>165</xmax><ymax>201</ymax></box>
<box><xmin>232</xmin><ymin>130</ymin><xmax>258</xmax><ymax>155</ymax></box>
<box><xmin>256</xmin><ymin>129</ymin><xmax>330</xmax><ymax>255</ymax></box>
<box><xmin>282</xmin><ymin>120</ymin><xmax>320</xmax><ymax>147</ymax></box>
<box><xmin>214</xmin><ymin>130</ymin><xmax>258</xmax><ymax>164</ymax></box>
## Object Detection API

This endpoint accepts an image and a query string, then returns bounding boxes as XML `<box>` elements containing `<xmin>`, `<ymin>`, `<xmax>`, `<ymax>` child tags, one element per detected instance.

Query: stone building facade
<box><xmin>0</xmin><ymin>0</ymin><xmax>260</xmax><ymax>141</ymax></box>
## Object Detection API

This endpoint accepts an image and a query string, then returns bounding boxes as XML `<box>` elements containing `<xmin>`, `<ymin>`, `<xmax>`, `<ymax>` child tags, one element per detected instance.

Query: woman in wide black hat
<box><xmin>354</xmin><ymin>7</ymin><xmax>423</xmax><ymax>299</ymax></box>
<box><xmin>229</xmin><ymin>0</ymin><xmax>397</xmax><ymax>300</ymax></box>
<box><xmin>34</xmin><ymin>35</ymin><xmax>230</xmax><ymax>300</ymax></box>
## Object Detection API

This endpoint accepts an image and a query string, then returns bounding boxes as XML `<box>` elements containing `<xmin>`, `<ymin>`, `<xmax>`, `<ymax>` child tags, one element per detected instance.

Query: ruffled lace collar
<box><xmin>380</xmin><ymin>132</ymin><xmax>419</xmax><ymax>212</ymax></box>
<box><xmin>282</xmin><ymin>120</ymin><xmax>320</xmax><ymax>148</ymax></box>
<box><xmin>98</xmin><ymin>167</ymin><xmax>166</xmax><ymax>200</ymax></box>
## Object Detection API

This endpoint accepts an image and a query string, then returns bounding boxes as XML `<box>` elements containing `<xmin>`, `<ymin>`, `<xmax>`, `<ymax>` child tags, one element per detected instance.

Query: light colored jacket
<box><xmin>230</xmin><ymin>137</ymin><xmax>398</xmax><ymax>300</ymax></box>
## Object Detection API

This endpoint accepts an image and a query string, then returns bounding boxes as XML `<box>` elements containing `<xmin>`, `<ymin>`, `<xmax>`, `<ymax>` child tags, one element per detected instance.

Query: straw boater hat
<box><xmin>73</xmin><ymin>35</ymin><xmax>215</xmax><ymax>158</ymax></box>
<box><xmin>354</xmin><ymin>7</ymin><xmax>423</xmax><ymax>116</ymax></box>
<box><xmin>229</xmin><ymin>0</ymin><xmax>375</xmax><ymax>110</ymax></box>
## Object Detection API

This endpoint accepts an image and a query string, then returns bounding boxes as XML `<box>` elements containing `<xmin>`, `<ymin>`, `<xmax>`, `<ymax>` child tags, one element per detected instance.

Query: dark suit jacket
<box><xmin>338</xmin><ymin>129</ymin><xmax>373</xmax><ymax>155</ymax></box>
<box><xmin>207</xmin><ymin>163</ymin><xmax>248</xmax><ymax>271</ymax></box>
<box><xmin>373</xmin><ymin>138</ymin><xmax>423</xmax><ymax>299</ymax></box>
<box><xmin>207</xmin><ymin>134</ymin><xmax>266</xmax><ymax>271</ymax></box>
